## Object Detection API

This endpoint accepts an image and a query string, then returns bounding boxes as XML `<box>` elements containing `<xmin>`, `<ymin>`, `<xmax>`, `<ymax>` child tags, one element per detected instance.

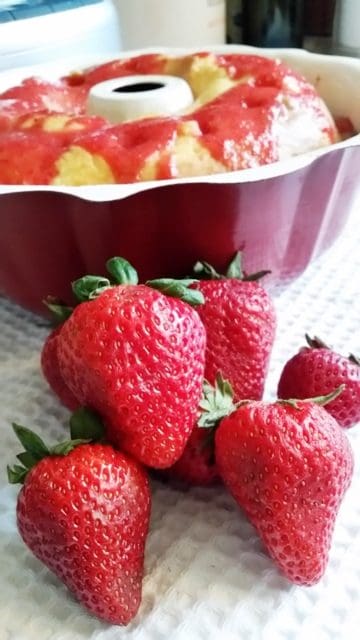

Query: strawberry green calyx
<box><xmin>7</xmin><ymin>425</ymin><xmax>89</xmax><ymax>484</ymax></box>
<box><xmin>69</xmin><ymin>407</ymin><xmax>105</xmax><ymax>441</ymax></box>
<box><xmin>195</xmin><ymin>375</ymin><xmax>236</xmax><ymax>465</ymax></box>
<box><xmin>305</xmin><ymin>334</ymin><xmax>330</xmax><ymax>350</ymax></box>
<box><xmin>305</xmin><ymin>335</ymin><xmax>360</xmax><ymax>366</ymax></box>
<box><xmin>43</xmin><ymin>296</ymin><xmax>73</xmax><ymax>325</ymax></box>
<box><xmin>7</xmin><ymin>408</ymin><xmax>105</xmax><ymax>485</ymax></box>
<box><xmin>198</xmin><ymin>375</ymin><xmax>236</xmax><ymax>429</ymax></box>
<box><xmin>106</xmin><ymin>257</ymin><xmax>139</xmax><ymax>286</ymax></box>
<box><xmin>279</xmin><ymin>385</ymin><xmax>345</xmax><ymax>409</ymax></box>
<box><xmin>72</xmin><ymin>275</ymin><xmax>112</xmax><ymax>302</ymax></box>
<box><xmin>194</xmin><ymin>252</ymin><xmax>270</xmax><ymax>282</ymax></box>
<box><xmin>226</xmin><ymin>252</ymin><xmax>243</xmax><ymax>279</ymax></box>
<box><xmin>72</xmin><ymin>257</ymin><xmax>139</xmax><ymax>302</ymax></box>
<box><xmin>193</xmin><ymin>260</ymin><xmax>222</xmax><ymax>280</ymax></box>
<box><xmin>146</xmin><ymin>278</ymin><xmax>205</xmax><ymax>306</ymax></box>
<box><xmin>225</xmin><ymin>252</ymin><xmax>271</xmax><ymax>281</ymax></box>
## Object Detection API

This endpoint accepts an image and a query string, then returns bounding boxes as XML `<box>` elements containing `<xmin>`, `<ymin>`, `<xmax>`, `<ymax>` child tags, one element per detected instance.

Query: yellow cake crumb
<box><xmin>52</xmin><ymin>146</ymin><xmax>115</xmax><ymax>185</ymax></box>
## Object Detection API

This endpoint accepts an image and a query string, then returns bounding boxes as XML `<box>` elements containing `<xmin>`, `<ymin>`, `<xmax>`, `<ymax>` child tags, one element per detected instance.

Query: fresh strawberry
<box><xmin>40</xmin><ymin>299</ymin><xmax>78</xmax><ymax>411</ymax></box>
<box><xmin>167</xmin><ymin>253</ymin><xmax>275</xmax><ymax>486</ymax></box>
<box><xmin>167</xmin><ymin>425</ymin><xmax>220</xmax><ymax>486</ymax></box>
<box><xmin>57</xmin><ymin>257</ymin><xmax>206</xmax><ymax>469</ymax></box>
<box><xmin>8</xmin><ymin>412</ymin><xmax>151</xmax><ymax>625</ymax></box>
<box><xmin>215</xmin><ymin>391</ymin><xmax>354</xmax><ymax>586</ymax></box>
<box><xmin>41</xmin><ymin>326</ymin><xmax>79</xmax><ymax>411</ymax></box>
<box><xmin>194</xmin><ymin>253</ymin><xmax>276</xmax><ymax>402</ymax></box>
<box><xmin>278</xmin><ymin>335</ymin><xmax>360</xmax><ymax>428</ymax></box>
<box><xmin>167</xmin><ymin>376</ymin><xmax>235</xmax><ymax>486</ymax></box>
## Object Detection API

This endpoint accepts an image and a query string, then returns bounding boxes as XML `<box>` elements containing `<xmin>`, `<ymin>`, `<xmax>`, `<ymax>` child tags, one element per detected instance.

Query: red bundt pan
<box><xmin>0</xmin><ymin>46</ymin><xmax>359</xmax><ymax>316</ymax></box>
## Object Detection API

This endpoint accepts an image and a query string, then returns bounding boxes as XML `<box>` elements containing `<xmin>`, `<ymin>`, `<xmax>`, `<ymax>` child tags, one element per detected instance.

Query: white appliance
<box><xmin>0</xmin><ymin>0</ymin><xmax>122</xmax><ymax>71</ymax></box>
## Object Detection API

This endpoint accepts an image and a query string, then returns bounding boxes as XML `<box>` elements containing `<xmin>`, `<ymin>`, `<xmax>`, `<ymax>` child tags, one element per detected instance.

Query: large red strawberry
<box><xmin>57</xmin><ymin>257</ymin><xmax>206</xmax><ymax>469</ymax></box>
<box><xmin>8</xmin><ymin>414</ymin><xmax>151</xmax><ymax>625</ymax></box>
<box><xmin>215</xmin><ymin>393</ymin><xmax>354</xmax><ymax>586</ymax></box>
<box><xmin>194</xmin><ymin>253</ymin><xmax>276</xmax><ymax>402</ymax></box>
<box><xmin>278</xmin><ymin>335</ymin><xmax>360</xmax><ymax>428</ymax></box>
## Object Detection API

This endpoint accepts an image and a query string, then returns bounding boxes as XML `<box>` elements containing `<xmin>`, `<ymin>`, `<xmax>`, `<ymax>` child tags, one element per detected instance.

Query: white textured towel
<box><xmin>0</xmin><ymin>197</ymin><xmax>359</xmax><ymax>640</ymax></box>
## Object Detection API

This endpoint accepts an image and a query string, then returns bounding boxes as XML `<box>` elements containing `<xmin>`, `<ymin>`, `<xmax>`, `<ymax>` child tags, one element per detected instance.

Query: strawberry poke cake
<box><xmin>0</xmin><ymin>52</ymin><xmax>340</xmax><ymax>185</ymax></box>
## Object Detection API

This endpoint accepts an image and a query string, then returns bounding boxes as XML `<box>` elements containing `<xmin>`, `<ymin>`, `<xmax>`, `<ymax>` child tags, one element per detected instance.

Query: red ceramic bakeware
<box><xmin>0</xmin><ymin>45</ymin><xmax>359</xmax><ymax>316</ymax></box>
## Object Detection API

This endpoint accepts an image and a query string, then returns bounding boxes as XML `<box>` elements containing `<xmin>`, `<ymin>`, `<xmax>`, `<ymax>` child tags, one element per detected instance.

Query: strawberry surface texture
<box><xmin>278</xmin><ymin>338</ymin><xmax>360</xmax><ymax>428</ymax></box>
<box><xmin>167</xmin><ymin>425</ymin><xmax>219</xmax><ymax>486</ymax></box>
<box><xmin>196</xmin><ymin>279</ymin><xmax>276</xmax><ymax>402</ymax></box>
<box><xmin>16</xmin><ymin>444</ymin><xmax>151</xmax><ymax>625</ymax></box>
<box><xmin>57</xmin><ymin>285</ymin><xmax>206</xmax><ymax>468</ymax></box>
<box><xmin>41</xmin><ymin>326</ymin><xmax>79</xmax><ymax>411</ymax></box>
<box><xmin>215</xmin><ymin>400</ymin><xmax>354</xmax><ymax>586</ymax></box>
<box><xmin>168</xmin><ymin>276</ymin><xmax>276</xmax><ymax>486</ymax></box>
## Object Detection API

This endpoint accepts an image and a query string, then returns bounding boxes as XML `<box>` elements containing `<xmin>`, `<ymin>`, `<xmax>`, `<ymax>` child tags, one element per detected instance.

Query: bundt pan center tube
<box><xmin>0</xmin><ymin>45</ymin><xmax>359</xmax><ymax>316</ymax></box>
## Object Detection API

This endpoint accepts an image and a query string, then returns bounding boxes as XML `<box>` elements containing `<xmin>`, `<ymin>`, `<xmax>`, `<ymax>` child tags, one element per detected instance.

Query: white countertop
<box><xmin>0</xmin><ymin>197</ymin><xmax>359</xmax><ymax>640</ymax></box>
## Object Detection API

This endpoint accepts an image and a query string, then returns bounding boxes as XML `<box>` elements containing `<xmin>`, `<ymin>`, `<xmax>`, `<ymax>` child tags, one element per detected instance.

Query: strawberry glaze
<box><xmin>0</xmin><ymin>53</ymin><xmax>340</xmax><ymax>183</ymax></box>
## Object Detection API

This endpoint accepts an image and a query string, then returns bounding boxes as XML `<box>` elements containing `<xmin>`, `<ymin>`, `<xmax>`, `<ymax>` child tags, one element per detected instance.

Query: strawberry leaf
<box><xmin>193</xmin><ymin>261</ymin><xmax>222</xmax><ymax>280</ymax></box>
<box><xmin>16</xmin><ymin>451</ymin><xmax>38</xmax><ymax>468</ymax></box>
<box><xmin>279</xmin><ymin>385</ymin><xmax>345</xmax><ymax>408</ymax></box>
<box><xmin>193</xmin><ymin>252</ymin><xmax>270</xmax><ymax>282</ymax></box>
<box><xmin>242</xmin><ymin>269</ymin><xmax>272</xmax><ymax>282</ymax></box>
<box><xmin>72</xmin><ymin>276</ymin><xmax>112</xmax><ymax>302</ymax></box>
<box><xmin>70</xmin><ymin>407</ymin><xmax>105</xmax><ymax>441</ymax></box>
<box><xmin>7</xmin><ymin>464</ymin><xmax>28</xmax><ymax>485</ymax></box>
<box><xmin>227</xmin><ymin>252</ymin><xmax>271</xmax><ymax>281</ymax></box>
<box><xmin>226</xmin><ymin>252</ymin><xmax>243</xmax><ymax>279</ymax></box>
<box><xmin>305</xmin><ymin>334</ymin><xmax>330</xmax><ymax>349</ymax></box>
<box><xmin>146</xmin><ymin>278</ymin><xmax>204</xmax><ymax>306</ymax></box>
<box><xmin>106</xmin><ymin>257</ymin><xmax>138</xmax><ymax>285</ymax></box>
<box><xmin>43</xmin><ymin>296</ymin><xmax>73</xmax><ymax>324</ymax></box>
<box><xmin>8</xmin><ymin>413</ymin><xmax>104</xmax><ymax>486</ymax></box>
<box><xmin>50</xmin><ymin>439</ymin><xmax>90</xmax><ymax>456</ymax></box>
<box><xmin>12</xmin><ymin>424</ymin><xmax>49</xmax><ymax>459</ymax></box>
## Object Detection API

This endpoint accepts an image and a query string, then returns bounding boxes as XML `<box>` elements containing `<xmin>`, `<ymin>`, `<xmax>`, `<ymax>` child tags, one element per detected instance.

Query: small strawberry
<box><xmin>278</xmin><ymin>335</ymin><xmax>360</xmax><ymax>428</ymax></box>
<box><xmin>40</xmin><ymin>298</ymin><xmax>79</xmax><ymax>411</ymax></box>
<box><xmin>8</xmin><ymin>410</ymin><xmax>151</xmax><ymax>625</ymax></box>
<box><xmin>167</xmin><ymin>375</ymin><xmax>236</xmax><ymax>486</ymax></box>
<box><xmin>215</xmin><ymin>390</ymin><xmax>354</xmax><ymax>586</ymax></box>
<box><xmin>41</xmin><ymin>326</ymin><xmax>79</xmax><ymax>411</ymax></box>
<box><xmin>57</xmin><ymin>257</ymin><xmax>206</xmax><ymax>469</ymax></box>
<box><xmin>193</xmin><ymin>253</ymin><xmax>276</xmax><ymax>402</ymax></box>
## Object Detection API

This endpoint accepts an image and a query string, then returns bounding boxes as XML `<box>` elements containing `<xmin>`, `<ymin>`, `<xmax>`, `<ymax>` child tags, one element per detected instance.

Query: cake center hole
<box><xmin>113</xmin><ymin>82</ymin><xmax>165</xmax><ymax>93</ymax></box>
